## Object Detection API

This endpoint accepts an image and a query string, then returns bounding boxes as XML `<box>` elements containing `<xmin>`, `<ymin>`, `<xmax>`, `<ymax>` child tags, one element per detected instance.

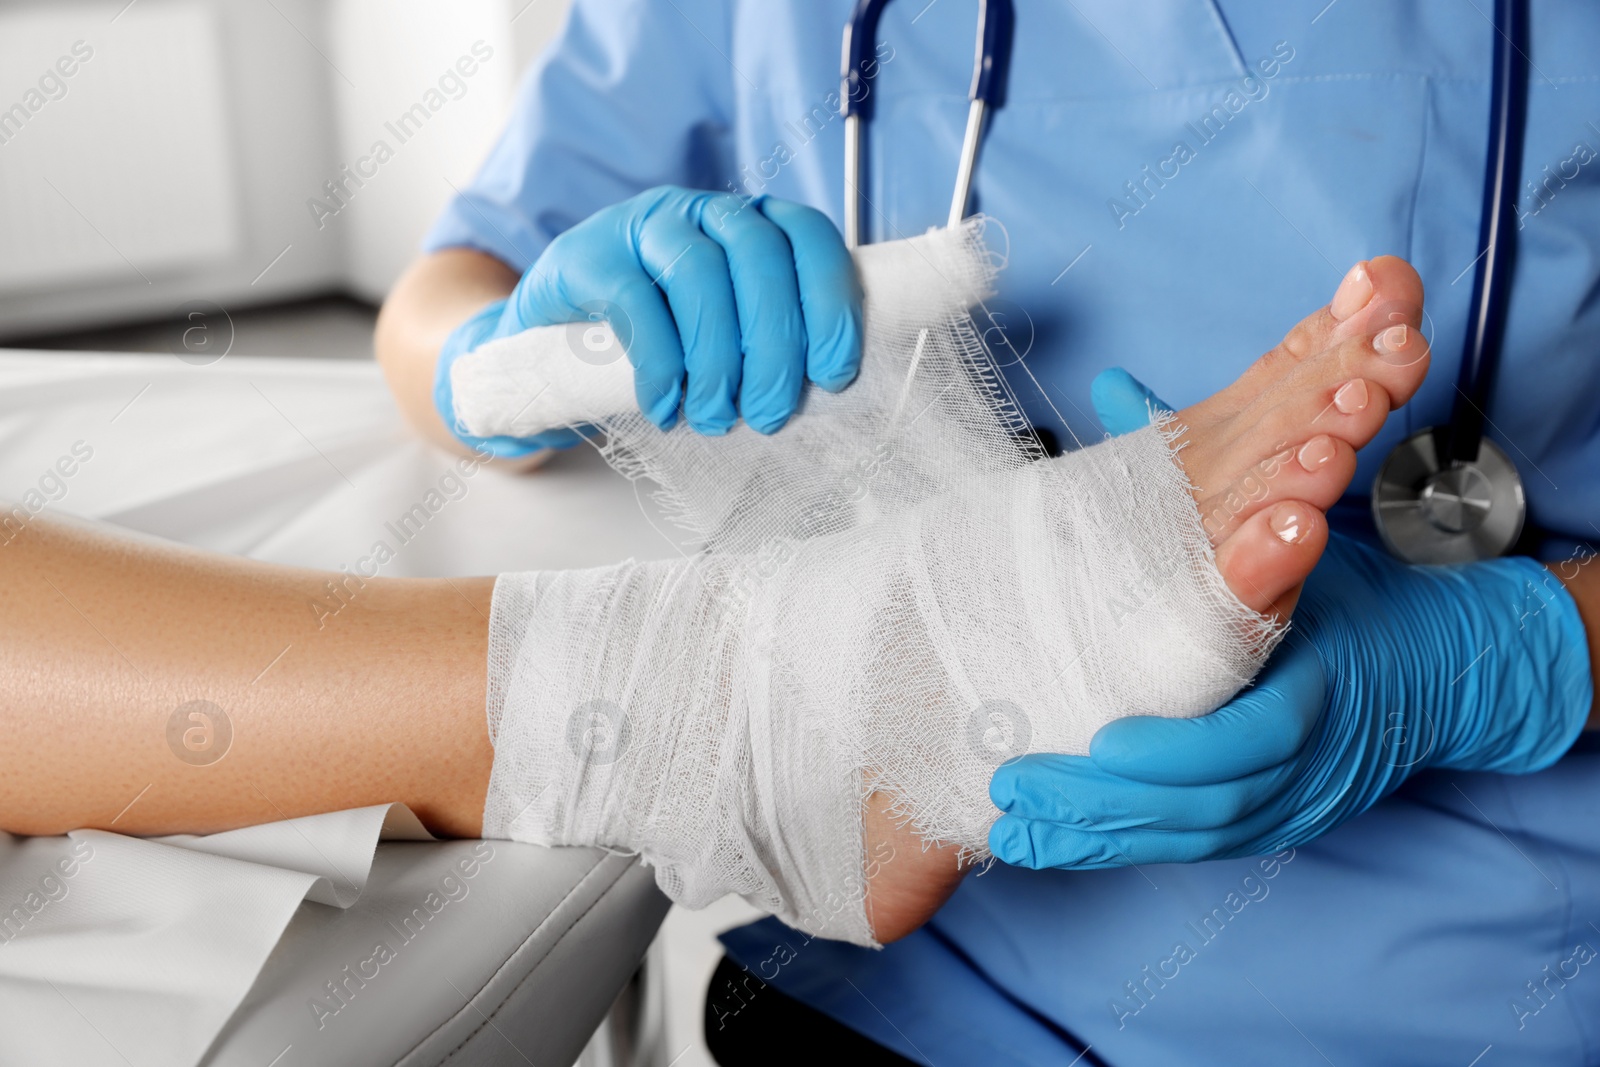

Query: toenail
<box><xmin>1333</xmin><ymin>379</ymin><xmax>1369</xmax><ymax>415</ymax></box>
<box><xmin>1297</xmin><ymin>436</ymin><xmax>1337</xmax><ymax>471</ymax></box>
<box><xmin>1330</xmin><ymin>263</ymin><xmax>1373</xmax><ymax>322</ymax></box>
<box><xmin>1374</xmin><ymin>324</ymin><xmax>1409</xmax><ymax>355</ymax></box>
<box><xmin>1270</xmin><ymin>503</ymin><xmax>1310</xmax><ymax>544</ymax></box>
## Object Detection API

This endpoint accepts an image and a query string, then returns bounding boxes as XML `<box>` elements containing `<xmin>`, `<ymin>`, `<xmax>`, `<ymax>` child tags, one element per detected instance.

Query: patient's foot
<box><xmin>864</xmin><ymin>255</ymin><xmax>1429</xmax><ymax>941</ymax></box>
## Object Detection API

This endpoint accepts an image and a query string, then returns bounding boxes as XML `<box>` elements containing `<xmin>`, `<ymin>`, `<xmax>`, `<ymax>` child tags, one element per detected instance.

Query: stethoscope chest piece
<box><xmin>1371</xmin><ymin>0</ymin><xmax>1530</xmax><ymax>565</ymax></box>
<box><xmin>1372</xmin><ymin>428</ymin><xmax>1525</xmax><ymax>565</ymax></box>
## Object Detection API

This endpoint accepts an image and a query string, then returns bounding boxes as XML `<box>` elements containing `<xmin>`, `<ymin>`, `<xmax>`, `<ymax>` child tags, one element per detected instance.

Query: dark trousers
<box><xmin>703</xmin><ymin>954</ymin><xmax>917</xmax><ymax>1065</ymax></box>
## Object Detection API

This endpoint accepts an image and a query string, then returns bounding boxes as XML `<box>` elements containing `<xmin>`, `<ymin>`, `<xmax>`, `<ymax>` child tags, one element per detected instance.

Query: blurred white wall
<box><xmin>0</xmin><ymin>0</ymin><xmax>570</xmax><ymax>339</ymax></box>
<box><xmin>327</xmin><ymin>0</ymin><xmax>572</xmax><ymax>303</ymax></box>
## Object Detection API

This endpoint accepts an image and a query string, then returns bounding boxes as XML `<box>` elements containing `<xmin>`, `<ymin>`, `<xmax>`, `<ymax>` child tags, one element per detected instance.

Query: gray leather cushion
<box><xmin>201</xmin><ymin>841</ymin><xmax>668</xmax><ymax>1067</ymax></box>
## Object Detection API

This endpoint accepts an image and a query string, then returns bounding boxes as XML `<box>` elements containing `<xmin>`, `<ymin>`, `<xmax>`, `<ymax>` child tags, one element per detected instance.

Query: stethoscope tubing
<box><xmin>838</xmin><ymin>0</ymin><xmax>1534</xmax><ymax>562</ymax></box>
<box><xmin>1442</xmin><ymin>0</ymin><xmax>1528</xmax><ymax>466</ymax></box>
<box><xmin>840</xmin><ymin>0</ymin><xmax>1013</xmax><ymax>248</ymax></box>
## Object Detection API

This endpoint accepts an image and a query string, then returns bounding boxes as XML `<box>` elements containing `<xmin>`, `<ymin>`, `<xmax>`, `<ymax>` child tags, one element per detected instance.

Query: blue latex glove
<box><xmin>987</xmin><ymin>369</ymin><xmax>1594</xmax><ymax>868</ymax></box>
<box><xmin>434</xmin><ymin>186</ymin><xmax>862</xmax><ymax>455</ymax></box>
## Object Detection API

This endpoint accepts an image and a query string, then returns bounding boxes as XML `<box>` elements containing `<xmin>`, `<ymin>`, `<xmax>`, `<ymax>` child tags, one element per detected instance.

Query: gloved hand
<box><xmin>986</xmin><ymin>368</ymin><xmax>1593</xmax><ymax>868</ymax></box>
<box><xmin>434</xmin><ymin>187</ymin><xmax>863</xmax><ymax>457</ymax></box>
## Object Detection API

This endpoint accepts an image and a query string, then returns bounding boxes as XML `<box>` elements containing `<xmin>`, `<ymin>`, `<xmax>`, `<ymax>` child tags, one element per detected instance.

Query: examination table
<box><xmin>0</xmin><ymin>351</ymin><xmax>679</xmax><ymax>1067</ymax></box>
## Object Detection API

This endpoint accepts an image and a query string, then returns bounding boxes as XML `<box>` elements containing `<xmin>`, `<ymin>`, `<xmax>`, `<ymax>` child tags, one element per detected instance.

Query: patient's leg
<box><xmin>0</xmin><ymin>258</ymin><xmax>1426</xmax><ymax>947</ymax></box>
<box><xmin>0</xmin><ymin>514</ymin><xmax>497</xmax><ymax>839</ymax></box>
<box><xmin>862</xmin><ymin>257</ymin><xmax>1428</xmax><ymax>938</ymax></box>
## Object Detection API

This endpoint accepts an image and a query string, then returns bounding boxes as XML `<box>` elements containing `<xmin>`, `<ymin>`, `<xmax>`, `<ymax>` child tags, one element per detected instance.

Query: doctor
<box><xmin>374</xmin><ymin>1</ymin><xmax>1600</xmax><ymax>1063</ymax></box>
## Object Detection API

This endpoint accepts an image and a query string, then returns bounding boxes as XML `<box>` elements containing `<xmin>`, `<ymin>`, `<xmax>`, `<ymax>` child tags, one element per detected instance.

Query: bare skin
<box><xmin>375</xmin><ymin>248</ymin><xmax>520</xmax><ymax>458</ymax></box>
<box><xmin>0</xmin><ymin>517</ymin><xmax>496</xmax><ymax>839</ymax></box>
<box><xmin>4</xmin><ymin>256</ymin><xmax>1594</xmax><ymax>945</ymax></box>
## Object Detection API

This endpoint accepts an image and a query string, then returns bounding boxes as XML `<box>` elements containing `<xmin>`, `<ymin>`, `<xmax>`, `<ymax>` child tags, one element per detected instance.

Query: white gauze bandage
<box><xmin>457</xmin><ymin>221</ymin><xmax>1284</xmax><ymax>946</ymax></box>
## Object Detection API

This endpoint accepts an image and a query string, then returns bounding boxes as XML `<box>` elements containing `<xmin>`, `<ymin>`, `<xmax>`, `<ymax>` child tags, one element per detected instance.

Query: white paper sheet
<box><xmin>0</xmin><ymin>807</ymin><xmax>427</xmax><ymax>1067</ymax></box>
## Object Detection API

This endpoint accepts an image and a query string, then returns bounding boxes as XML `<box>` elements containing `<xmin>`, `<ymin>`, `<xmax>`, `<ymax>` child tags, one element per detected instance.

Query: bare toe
<box><xmin>1184</xmin><ymin>255</ymin><xmax>1424</xmax><ymax>429</ymax></box>
<box><xmin>1213</xmin><ymin>500</ymin><xmax>1327</xmax><ymax>619</ymax></box>
<box><xmin>1194</xmin><ymin>434</ymin><xmax>1356</xmax><ymax>543</ymax></box>
<box><xmin>1177</xmin><ymin>255</ymin><xmax>1428</xmax><ymax>538</ymax></box>
<box><xmin>1329</xmin><ymin>254</ymin><xmax>1425</xmax><ymax>346</ymax></box>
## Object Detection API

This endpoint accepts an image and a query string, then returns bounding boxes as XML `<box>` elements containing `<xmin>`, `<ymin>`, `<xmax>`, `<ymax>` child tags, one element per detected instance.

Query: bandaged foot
<box><xmin>463</xmin><ymin>227</ymin><xmax>1429</xmax><ymax>945</ymax></box>
<box><xmin>864</xmin><ymin>255</ymin><xmax>1430</xmax><ymax>938</ymax></box>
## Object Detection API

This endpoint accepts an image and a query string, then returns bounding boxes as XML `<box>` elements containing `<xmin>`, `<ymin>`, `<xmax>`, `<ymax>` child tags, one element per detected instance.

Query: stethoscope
<box><xmin>840</xmin><ymin>0</ymin><xmax>1013</xmax><ymax>249</ymax></box>
<box><xmin>841</xmin><ymin>0</ymin><xmax>1533</xmax><ymax>567</ymax></box>
<box><xmin>1372</xmin><ymin>0</ymin><xmax>1530</xmax><ymax>564</ymax></box>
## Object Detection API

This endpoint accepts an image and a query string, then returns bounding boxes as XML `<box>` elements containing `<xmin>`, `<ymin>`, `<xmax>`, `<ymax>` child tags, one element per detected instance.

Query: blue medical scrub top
<box><xmin>427</xmin><ymin>1</ymin><xmax>1600</xmax><ymax>1062</ymax></box>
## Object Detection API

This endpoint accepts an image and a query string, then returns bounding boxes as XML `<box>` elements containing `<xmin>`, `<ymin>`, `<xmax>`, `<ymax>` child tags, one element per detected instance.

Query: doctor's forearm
<box><xmin>375</xmin><ymin>247</ymin><xmax>519</xmax><ymax>457</ymax></box>
<box><xmin>0</xmin><ymin>515</ymin><xmax>495</xmax><ymax>838</ymax></box>
<box><xmin>1549</xmin><ymin>560</ymin><xmax>1600</xmax><ymax>731</ymax></box>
